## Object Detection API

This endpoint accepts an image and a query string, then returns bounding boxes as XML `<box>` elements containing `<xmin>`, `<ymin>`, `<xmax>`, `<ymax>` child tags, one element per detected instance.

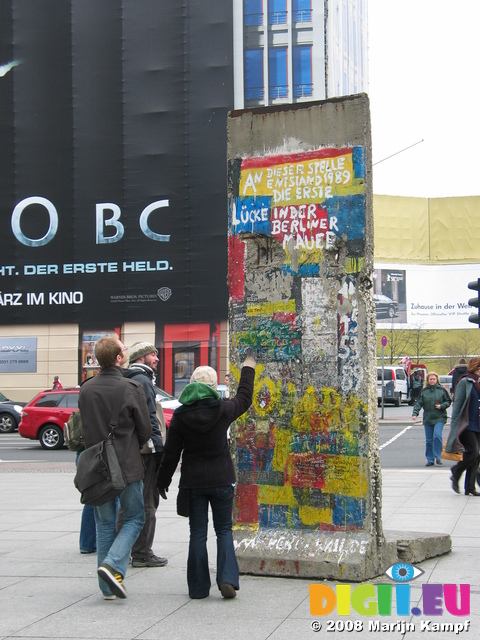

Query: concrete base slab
<box><xmin>234</xmin><ymin>528</ymin><xmax>451</xmax><ymax>582</ymax></box>
<box><xmin>384</xmin><ymin>529</ymin><xmax>452</xmax><ymax>564</ymax></box>
<box><xmin>234</xmin><ymin>528</ymin><xmax>398</xmax><ymax>582</ymax></box>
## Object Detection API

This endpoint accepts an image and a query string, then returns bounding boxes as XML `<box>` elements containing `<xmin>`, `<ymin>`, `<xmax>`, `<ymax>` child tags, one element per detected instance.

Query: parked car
<box><xmin>0</xmin><ymin>392</ymin><xmax>26</xmax><ymax>433</ymax></box>
<box><xmin>439</xmin><ymin>375</ymin><xmax>453</xmax><ymax>394</ymax></box>
<box><xmin>154</xmin><ymin>385</ymin><xmax>181</xmax><ymax>427</ymax></box>
<box><xmin>374</xmin><ymin>294</ymin><xmax>398</xmax><ymax>319</ymax></box>
<box><xmin>18</xmin><ymin>388</ymin><xmax>79</xmax><ymax>449</ymax></box>
<box><xmin>19</xmin><ymin>384</ymin><xmax>181</xmax><ymax>449</ymax></box>
<box><xmin>377</xmin><ymin>366</ymin><xmax>409</xmax><ymax>406</ymax></box>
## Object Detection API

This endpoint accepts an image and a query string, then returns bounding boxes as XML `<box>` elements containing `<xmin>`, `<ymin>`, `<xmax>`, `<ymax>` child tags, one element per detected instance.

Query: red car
<box><xmin>154</xmin><ymin>385</ymin><xmax>181</xmax><ymax>428</ymax></box>
<box><xmin>19</xmin><ymin>385</ymin><xmax>180</xmax><ymax>449</ymax></box>
<box><xmin>19</xmin><ymin>388</ymin><xmax>80</xmax><ymax>449</ymax></box>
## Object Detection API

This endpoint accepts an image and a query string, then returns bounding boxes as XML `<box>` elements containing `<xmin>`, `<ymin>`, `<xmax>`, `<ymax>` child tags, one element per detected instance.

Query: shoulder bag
<box><xmin>74</xmin><ymin>380</ymin><xmax>128</xmax><ymax>506</ymax></box>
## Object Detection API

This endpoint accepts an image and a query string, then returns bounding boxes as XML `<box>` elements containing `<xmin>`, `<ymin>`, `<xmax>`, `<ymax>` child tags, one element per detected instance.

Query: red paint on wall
<box><xmin>241</xmin><ymin>147</ymin><xmax>353</xmax><ymax>169</ymax></box>
<box><xmin>228</xmin><ymin>235</ymin><xmax>245</xmax><ymax>302</ymax></box>
<box><xmin>271</xmin><ymin>203</ymin><xmax>328</xmax><ymax>245</ymax></box>
<box><xmin>235</xmin><ymin>484</ymin><xmax>259</xmax><ymax>523</ymax></box>
<box><xmin>286</xmin><ymin>453</ymin><xmax>327</xmax><ymax>489</ymax></box>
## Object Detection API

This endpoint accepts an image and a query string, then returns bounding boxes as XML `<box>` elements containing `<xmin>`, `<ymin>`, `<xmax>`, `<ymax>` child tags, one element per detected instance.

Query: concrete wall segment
<box><xmin>227</xmin><ymin>95</ymin><xmax>387</xmax><ymax>580</ymax></box>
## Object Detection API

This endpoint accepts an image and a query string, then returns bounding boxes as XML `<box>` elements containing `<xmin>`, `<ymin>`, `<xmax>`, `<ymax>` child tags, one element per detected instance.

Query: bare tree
<box><xmin>407</xmin><ymin>322</ymin><xmax>437</xmax><ymax>362</ymax></box>
<box><xmin>443</xmin><ymin>331</ymin><xmax>480</xmax><ymax>369</ymax></box>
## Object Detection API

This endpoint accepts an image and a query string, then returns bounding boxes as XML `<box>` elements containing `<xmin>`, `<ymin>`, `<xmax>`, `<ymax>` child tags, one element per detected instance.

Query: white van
<box><xmin>377</xmin><ymin>366</ymin><xmax>409</xmax><ymax>406</ymax></box>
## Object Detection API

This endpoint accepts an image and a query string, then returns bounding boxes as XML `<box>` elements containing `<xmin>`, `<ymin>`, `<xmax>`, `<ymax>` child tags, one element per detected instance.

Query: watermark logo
<box><xmin>309</xmin><ymin>563</ymin><xmax>470</xmax><ymax>634</ymax></box>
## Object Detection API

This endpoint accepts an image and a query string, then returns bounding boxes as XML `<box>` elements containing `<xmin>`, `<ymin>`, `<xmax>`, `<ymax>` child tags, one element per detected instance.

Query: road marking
<box><xmin>379</xmin><ymin>425</ymin><xmax>414</xmax><ymax>450</ymax></box>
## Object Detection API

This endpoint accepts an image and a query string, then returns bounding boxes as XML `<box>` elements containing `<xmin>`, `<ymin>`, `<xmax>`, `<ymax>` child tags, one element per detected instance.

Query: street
<box><xmin>0</xmin><ymin>400</ymin><xmax>456</xmax><ymax>472</ymax></box>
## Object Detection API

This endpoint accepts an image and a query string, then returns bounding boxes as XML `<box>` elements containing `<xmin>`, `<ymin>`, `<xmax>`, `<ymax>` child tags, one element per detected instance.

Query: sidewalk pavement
<box><xmin>1</xmin><ymin>462</ymin><xmax>479</xmax><ymax>640</ymax></box>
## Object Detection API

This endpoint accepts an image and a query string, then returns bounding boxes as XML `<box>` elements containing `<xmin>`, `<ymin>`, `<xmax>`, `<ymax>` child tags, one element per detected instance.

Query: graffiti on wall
<box><xmin>228</xmin><ymin>146</ymin><xmax>369</xmax><ymax>535</ymax></box>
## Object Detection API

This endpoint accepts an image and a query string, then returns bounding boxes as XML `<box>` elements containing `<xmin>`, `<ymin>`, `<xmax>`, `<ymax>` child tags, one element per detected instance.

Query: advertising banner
<box><xmin>0</xmin><ymin>337</ymin><xmax>37</xmax><ymax>373</ymax></box>
<box><xmin>0</xmin><ymin>0</ymin><xmax>232</xmax><ymax>325</ymax></box>
<box><xmin>374</xmin><ymin>263</ymin><xmax>480</xmax><ymax>330</ymax></box>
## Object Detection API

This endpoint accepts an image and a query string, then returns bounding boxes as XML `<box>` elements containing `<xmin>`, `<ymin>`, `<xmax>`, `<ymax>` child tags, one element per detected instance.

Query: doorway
<box><xmin>173</xmin><ymin>347</ymin><xmax>199</xmax><ymax>397</ymax></box>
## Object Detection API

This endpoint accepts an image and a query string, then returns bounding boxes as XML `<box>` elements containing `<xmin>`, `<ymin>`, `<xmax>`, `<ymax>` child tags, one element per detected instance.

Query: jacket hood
<box><xmin>179</xmin><ymin>382</ymin><xmax>220</xmax><ymax>405</ymax></box>
<box><xmin>174</xmin><ymin>383</ymin><xmax>223</xmax><ymax>434</ymax></box>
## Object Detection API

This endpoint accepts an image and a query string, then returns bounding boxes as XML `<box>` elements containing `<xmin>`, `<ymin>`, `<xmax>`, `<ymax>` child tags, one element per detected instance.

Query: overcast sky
<box><xmin>368</xmin><ymin>0</ymin><xmax>480</xmax><ymax>198</ymax></box>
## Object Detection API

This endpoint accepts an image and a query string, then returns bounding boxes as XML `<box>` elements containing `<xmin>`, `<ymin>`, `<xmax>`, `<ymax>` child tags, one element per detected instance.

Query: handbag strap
<box><xmin>108</xmin><ymin>379</ymin><xmax>128</xmax><ymax>437</ymax></box>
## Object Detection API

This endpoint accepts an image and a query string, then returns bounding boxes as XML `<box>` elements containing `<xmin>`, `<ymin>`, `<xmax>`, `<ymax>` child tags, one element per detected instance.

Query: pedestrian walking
<box><xmin>409</xmin><ymin>369</ymin><xmax>423</xmax><ymax>405</ymax></box>
<box><xmin>412</xmin><ymin>371</ymin><xmax>451</xmax><ymax>467</ymax></box>
<box><xmin>78</xmin><ymin>335</ymin><xmax>151</xmax><ymax>600</ymax></box>
<box><xmin>446</xmin><ymin>357</ymin><xmax>480</xmax><ymax>496</ymax></box>
<box><xmin>156</xmin><ymin>352</ymin><xmax>256</xmax><ymax>600</ymax></box>
<box><xmin>451</xmin><ymin>358</ymin><xmax>468</xmax><ymax>399</ymax></box>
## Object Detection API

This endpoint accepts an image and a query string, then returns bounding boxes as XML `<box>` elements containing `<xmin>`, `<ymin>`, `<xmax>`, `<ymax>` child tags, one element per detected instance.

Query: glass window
<box><xmin>293</xmin><ymin>0</ymin><xmax>312</xmax><ymax>22</ymax></box>
<box><xmin>269</xmin><ymin>47</ymin><xmax>288</xmax><ymax>98</ymax></box>
<box><xmin>293</xmin><ymin>45</ymin><xmax>312</xmax><ymax>97</ymax></box>
<box><xmin>245</xmin><ymin>49</ymin><xmax>264</xmax><ymax>100</ymax></box>
<box><xmin>64</xmin><ymin>393</ymin><xmax>79</xmax><ymax>409</ymax></box>
<box><xmin>35</xmin><ymin>393</ymin><xmax>62</xmax><ymax>407</ymax></box>
<box><xmin>269</xmin><ymin>0</ymin><xmax>287</xmax><ymax>25</ymax></box>
<box><xmin>245</xmin><ymin>0</ymin><xmax>263</xmax><ymax>26</ymax></box>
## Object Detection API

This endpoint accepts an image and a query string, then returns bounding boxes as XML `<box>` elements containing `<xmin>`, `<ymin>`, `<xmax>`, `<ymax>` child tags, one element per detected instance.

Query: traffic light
<box><xmin>468</xmin><ymin>279</ymin><xmax>480</xmax><ymax>326</ymax></box>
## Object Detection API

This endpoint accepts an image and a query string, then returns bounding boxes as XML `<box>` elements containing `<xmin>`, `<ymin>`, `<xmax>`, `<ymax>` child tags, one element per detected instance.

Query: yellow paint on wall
<box><xmin>324</xmin><ymin>455</ymin><xmax>368</xmax><ymax>498</ymax></box>
<box><xmin>239</xmin><ymin>153</ymin><xmax>356</xmax><ymax>205</ymax></box>
<box><xmin>272</xmin><ymin>427</ymin><xmax>291</xmax><ymax>471</ymax></box>
<box><xmin>258</xmin><ymin>484</ymin><xmax>296</xmax><ymax>506</ymax></box>
<box><xmin>345</xmin><ymin>256</ymin><xmax>365</xmax><ymax>274</ymax></box>
<box><xmin>246</xmin><ymin>300</ymin><xmax>296</xmax><ymax>316</ymax></box>
<box><xmin>299</xmin><ymin>505</ymin><xmax>333</xmax><ymax>526</ymax></box>
<box><xmin>284</xmin><ymin>247</ymin><xmax>323</xmax><ymax>267</ymax></box>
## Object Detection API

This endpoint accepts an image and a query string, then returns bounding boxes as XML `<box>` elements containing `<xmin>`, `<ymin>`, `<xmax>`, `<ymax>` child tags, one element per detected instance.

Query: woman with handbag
<box><xmin>445</xmin><ymin>357</ymin><xmax>480</xmax><ymax>496</ymax></box>
<box><xmin>412</xmin><ymin>371</ymin><xmax>451</xmax><ymax>467</ymax></box>
<box><xmin>156</xmin><ymin>352</ymin><xmax>256</xmax><ymax>600</ymax></box>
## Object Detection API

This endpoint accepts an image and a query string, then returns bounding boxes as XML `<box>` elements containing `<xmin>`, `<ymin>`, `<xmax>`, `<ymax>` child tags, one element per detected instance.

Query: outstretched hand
<box><xmin>242</xmin><ymin>348</ymin><xmax>256</xmax><ymax>369</ymax></box>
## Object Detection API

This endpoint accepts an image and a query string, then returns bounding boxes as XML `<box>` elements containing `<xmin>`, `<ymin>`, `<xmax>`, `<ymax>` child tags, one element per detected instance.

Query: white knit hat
<box><xmin>190</xmin><ymin>365</ymin><xmax>218</xmax><ymax>388</ymax></box>
<box><xmin>128</xmin><ymin>341</ymin><xmax>157</xmax><ymax>364</ymax></box>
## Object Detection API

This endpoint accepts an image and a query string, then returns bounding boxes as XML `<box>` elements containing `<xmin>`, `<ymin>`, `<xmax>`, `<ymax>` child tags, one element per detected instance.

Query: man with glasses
<box><xmin>78</xmin><ymin>335</ymin><xmax>151</xmax><ymax>600</ymax></box>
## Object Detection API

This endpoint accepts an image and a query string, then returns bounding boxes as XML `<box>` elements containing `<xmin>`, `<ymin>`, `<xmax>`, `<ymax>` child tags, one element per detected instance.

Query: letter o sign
<box><xmin>11</xmin><ymin>196</ymin><xmax>58</xmax><ymax>247</ymax></box>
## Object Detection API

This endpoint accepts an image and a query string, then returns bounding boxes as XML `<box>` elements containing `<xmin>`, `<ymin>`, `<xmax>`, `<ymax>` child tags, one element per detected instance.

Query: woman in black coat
<box><xmin>156</xmin><ymin>353</ymin><xmax>256</xmax><ymax>599</ymax></box>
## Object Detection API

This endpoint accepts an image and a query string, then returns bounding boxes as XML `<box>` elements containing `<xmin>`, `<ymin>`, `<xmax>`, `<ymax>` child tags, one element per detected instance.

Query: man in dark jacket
<box><xmin>157</xmin><ymin>352</ymin><xmax>256</xmax><ymax>600</ymax></box>
<box><xmin>79</xmin><ymin>335</ymin><xmax>151</xmax><ymax>600</ymax></box>
<box><xmin>451</xmin><ymin>358</ymin><xmax>468</xmax><ymax>399</ymax></box>
<box><xmin>123</xmin><ymin>341</ymin><xmax>167</xmax><ymax>568</ymax></box>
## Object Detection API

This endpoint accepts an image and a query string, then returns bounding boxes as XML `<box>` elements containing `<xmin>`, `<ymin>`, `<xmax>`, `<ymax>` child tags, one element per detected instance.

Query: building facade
<box><xmin>233</xmin><ymin>0</ymin><xmax>368</xmax><ymax>109</ymax></box>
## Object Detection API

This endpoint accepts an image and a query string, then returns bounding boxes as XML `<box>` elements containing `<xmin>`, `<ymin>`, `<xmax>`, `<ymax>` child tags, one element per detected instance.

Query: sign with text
<box><xmin>374</xmin><ymin>263</ymin><xmax>480</xmax><ymax>330</ymax></box>
<box><xmin>0</xmin><ymin>0</ymin><xmax>232</xmax><ymax>325</ymax></box>
<box><xmin>0</xmin><ymin>337</ymin><xmax>37</xmax><ymax>373</ymax></box>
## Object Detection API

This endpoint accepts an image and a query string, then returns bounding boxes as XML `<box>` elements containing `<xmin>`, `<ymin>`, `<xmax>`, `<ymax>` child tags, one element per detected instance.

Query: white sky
<box><xmin>368</xmin><ymin>0</ymin><xmax>480</xmax><ymax>198</ymax></box>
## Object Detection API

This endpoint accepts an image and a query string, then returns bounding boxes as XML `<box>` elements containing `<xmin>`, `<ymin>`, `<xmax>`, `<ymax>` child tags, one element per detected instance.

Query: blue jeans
<box><xmin>424</xmin><ymin>422</ymin><xmax>444</xmax><ymax>463</ymax></box>
<box><xmin>79</xmin><ymin>505</ymin><xmax>96</xmax><ymax>553</ymax></box>
<box><xmin>94</xmin><ymin>480</ymin><xmax>144</xmax><ymax>596</ymax></box>
<box><xmin>76</xmin><ymin>451</ymin><xmax>97</xmax><ymax>553</ymax></box>
<box><xmin>188</xmin><ymin>485</ymin><xmax>239</xmax><ymax>599</ymax></box>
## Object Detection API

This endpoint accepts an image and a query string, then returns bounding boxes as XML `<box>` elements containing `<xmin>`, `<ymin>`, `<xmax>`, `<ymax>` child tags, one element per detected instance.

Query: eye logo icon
<box><xmin>385</xmin><ymin>563</ymin><xmax>424</xmax><ymax>582</ymax></box>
